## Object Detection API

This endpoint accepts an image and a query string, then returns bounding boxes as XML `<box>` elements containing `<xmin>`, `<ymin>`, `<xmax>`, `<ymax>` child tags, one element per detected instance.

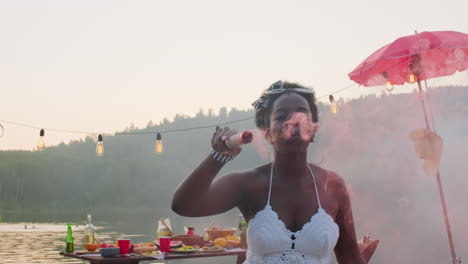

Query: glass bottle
<box><xmin>84</xmin><ymin>214</ymin><xmax>96</xmax><ymax>244</ymax></box>
<box><xmin>240</xmin><ymin>220</ymin><xmax>248</xmax><ymax>249</ymax></box>
<box><xmin>156</xmin><ymin>217</ymin><xmax>172</xmax><ymax>240</ymax></box>
<box><xmin>66</xmin><ymin>224</ymin><xmax>74</xmax><ymax>253</ymax></box>
<box><xmin>238</xmin><ymin>214</ymin><xmax>244</xmax><ymax>236</ymax></box>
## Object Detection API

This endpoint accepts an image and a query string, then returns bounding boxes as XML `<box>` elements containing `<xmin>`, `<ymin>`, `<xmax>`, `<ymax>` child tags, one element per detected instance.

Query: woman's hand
<box><xmin>211</xmin><ymin>127</ymin><xmax>242</xmax><ymax>157</ymax></box>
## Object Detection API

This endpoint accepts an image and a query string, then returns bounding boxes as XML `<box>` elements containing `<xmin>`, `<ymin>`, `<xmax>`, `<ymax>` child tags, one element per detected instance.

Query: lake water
<box><xmin>0</xmin><ymin>211</ymin><xmax>241</xmax><ymax>264</ymax></box>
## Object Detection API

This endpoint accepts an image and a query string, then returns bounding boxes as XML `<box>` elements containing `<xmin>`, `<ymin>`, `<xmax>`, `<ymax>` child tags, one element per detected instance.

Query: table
<box><xmin>60</xmin><ymin>249</ymin><xmax>247</xmax><ymax>264</ymax></box>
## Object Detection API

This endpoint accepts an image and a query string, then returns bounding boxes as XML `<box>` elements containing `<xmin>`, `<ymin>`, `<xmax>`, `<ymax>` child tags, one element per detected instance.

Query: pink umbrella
<box><xmin>349</xmin><ymin>30</ymin><xmax>468</xmax><ymax>264</ymax></box>
<box><xmin>349</xmin><ymin>30</ymin><xmax>468</xmax><ymax>87</ymax></box>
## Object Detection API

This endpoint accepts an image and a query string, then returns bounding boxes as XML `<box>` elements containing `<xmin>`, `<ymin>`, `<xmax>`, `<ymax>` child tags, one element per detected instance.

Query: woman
<box><xmin>172</xmin><ymin>81</ymin><xmax>367</xmax><ymax>263</ymax></box>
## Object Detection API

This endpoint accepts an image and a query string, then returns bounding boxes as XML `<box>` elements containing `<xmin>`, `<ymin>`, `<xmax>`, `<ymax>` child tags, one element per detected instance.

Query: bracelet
<box><xmin>210</xmin><ymin>148</ymin><xmax>235</xmax><ymax>163</ymax></box>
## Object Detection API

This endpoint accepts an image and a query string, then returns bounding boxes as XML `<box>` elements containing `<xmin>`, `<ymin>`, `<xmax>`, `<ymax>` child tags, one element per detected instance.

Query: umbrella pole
<box><xmin>417</xmin><ymin>78</ymin><xmax>459</xmax><ymax>264</ymax></box>
<box><xmin>423</xmin><ymin>80</ymin><xmax>437</xmax><ymax>131</ymax></box>
<box><xmin>416</xmin><ymin>79</ymin><xmax>431</xmax><ymax>130</ymax></box>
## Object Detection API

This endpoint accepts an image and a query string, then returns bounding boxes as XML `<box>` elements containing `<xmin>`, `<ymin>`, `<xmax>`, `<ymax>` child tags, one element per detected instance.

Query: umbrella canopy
<box><xmin>349</xmin><ymin>31</ymin><xmax>468</xmax><ymax>87</ymax></box>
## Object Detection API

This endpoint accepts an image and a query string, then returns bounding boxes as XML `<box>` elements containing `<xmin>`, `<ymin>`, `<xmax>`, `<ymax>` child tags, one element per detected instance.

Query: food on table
<box><xmin>83</xmin><ymin>243</ymin><xmax>100</xmax><ymax>252</ymax></box>
<box><xmin>213</xmin><ymin>238</ymin><xmax>227</xmax><ymax>248</ymax></box>
<box><xmin>226</xmin><ymin>239</ymin><xmax>240</xmax><ymax>248</ymax></box>
<box><xmin>212</xmin><ymin>235</ymin><xmax>242</xmax><ymax>248</ymax></box>
<box><xmin>132</xmin><ymin>243</ymin><xmax>157</xmax><ymax>254</ymax></box>
<box><xmin>172</xmin><ymin>234</ymin><xmax>205</xmax><ymax>246</ymax></box>
<box><xmin>99</xmin><ymin>242</ymin><xmax>108</xmax><ymax>248</ymax></box>
<box><xmin>225</xmin><ymin>235</ymin><xmax>240</xmax><ymax>241</ymax></box>
<box><xmin>98</xmin><ymin>242</ymin><xmax>116</xmax><ymax>248</ymax></box>
<box><xmin>171</xmin><ymin>245</ymin><xmax>197</xmax><ymax>252</ymax></box>
<box><xmin>202</xmin><ymin>245</ymin><xmax>225</xmax><ymax>252</ymax></box>
<box><xmin>225</xmin><ymin>235</ymin><xmax>241</xmax><ymax>247</ymax></box>
<box><xmin>206</xmin><ymin>226</ymin><xmax>237</xmax><ymax>240</ymax></box>
<box><xmin>154</xmin><ymin>240</ymin><xmax>183</xmax><ymax>249</ymax></box>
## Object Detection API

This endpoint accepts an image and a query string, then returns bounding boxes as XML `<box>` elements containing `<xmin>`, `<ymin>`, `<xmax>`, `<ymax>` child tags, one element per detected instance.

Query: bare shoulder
<box><xmin>310</xmin><ymin>165</ymin><xmax>348</xmax><ymax>201</ymax></box>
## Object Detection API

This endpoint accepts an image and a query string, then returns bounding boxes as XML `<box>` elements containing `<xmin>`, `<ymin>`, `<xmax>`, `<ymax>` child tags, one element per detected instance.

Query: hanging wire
<box><xmin>317</xmin><ymin>83</ymin><xmax>357</xmax><ymax>100</ymax></box>
<box><xmin>0</xmin><ymin>78</ymin><xmax>380</xmax><ymax>137</ymax></box>
<box><xmin>0</xmin><ymin>120</ymin><xmax>94</xmax><ymax>135</ymax></box>
<box><xmin>117</xmin><ymin>116</ymin><xmax>255</xmax><ymax>135</ymax></box>
<box><xmin>0</xmin><ymin>123</ymin><xmax>4</xmax><ymax>138</ymax></box>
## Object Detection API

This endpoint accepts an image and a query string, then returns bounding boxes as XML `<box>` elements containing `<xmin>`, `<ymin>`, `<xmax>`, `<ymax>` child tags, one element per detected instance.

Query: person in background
<box><xmin>172</xmin><ymin>81</ymin><xmax>369</xmax><ymax>263</ymax></box>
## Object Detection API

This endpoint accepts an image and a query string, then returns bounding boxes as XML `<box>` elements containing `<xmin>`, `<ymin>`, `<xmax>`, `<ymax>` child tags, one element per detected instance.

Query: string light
<box><xmin>37</xmin><ymin>129</ymin><xmax>45</xmax><ymax>150</ymax></box>
<box><xmin>385</xmin><ymin>81</ymin><xmax>394</xmax><ymax>91</ymax></box>
<box><xmin>0</xmin><ymin>81</ymin><xmax>361</xmax><ymax>154</ymax></box>
<box><xmin>329</xmin><ymin>95</ymin><xmax>337</xmax><ymax>114</ymax></box>
<box><xmin>382</xmin><ymin>72</ymin><xmax>394</xmax><ymax>92</ymax></box>
<box><xmin>409</xmin><ymin>73</ymin><xmax>416</xmax><ymax>83</ymax></box>
<box><xmin>155</xmin><ymin>133</ymin><xmax>163</xmax><ymax>154</ymax></box>
<box><xmin>96</xmin><ymin>134</ymin><xmax>104</xmax><ymax>157</ymax></box>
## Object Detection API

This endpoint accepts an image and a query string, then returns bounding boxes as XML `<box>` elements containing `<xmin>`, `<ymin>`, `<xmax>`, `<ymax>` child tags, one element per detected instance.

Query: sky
<box><xmin>1</xmin><ymin>0</ymin><xmax>468</xmax><ymax>150</ymax></box>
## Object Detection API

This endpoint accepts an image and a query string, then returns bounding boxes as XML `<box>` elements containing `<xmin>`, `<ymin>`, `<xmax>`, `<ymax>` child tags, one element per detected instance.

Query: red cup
<box><xmin>118</xmin><ymin>239</ymin><xmax>131</xmax><ymax>255</ymax></box>
<box><xmin>159</xmin><ymin>237</ymin><xmax>171</xmax><ymax>253</ymax></box>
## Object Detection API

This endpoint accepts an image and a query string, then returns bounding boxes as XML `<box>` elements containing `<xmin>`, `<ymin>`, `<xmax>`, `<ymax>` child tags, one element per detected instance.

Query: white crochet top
<box><xmin>244</xmin><ymin>165</ymin><xmax>339</xmax><ymax>264</ymax></box>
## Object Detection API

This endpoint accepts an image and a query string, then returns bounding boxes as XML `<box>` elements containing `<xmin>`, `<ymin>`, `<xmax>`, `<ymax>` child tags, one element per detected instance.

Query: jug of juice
<box><xmin>156</xmin><ymin>217</ymin><xmax>172</xmax><ymax>240</ymax></box>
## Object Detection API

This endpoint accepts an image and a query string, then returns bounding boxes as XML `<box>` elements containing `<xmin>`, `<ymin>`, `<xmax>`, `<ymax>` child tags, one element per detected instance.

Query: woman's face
<box><xmin>266</xmin><ymin>92</ymin><xmax>317</xmax><ymax>153</ymax></box>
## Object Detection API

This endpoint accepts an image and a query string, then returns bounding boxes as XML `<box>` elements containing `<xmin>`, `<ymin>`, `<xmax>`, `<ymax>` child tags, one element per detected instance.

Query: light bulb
<box><xmin>329</xmin><ymin>95</ymin><xmax>337</xmax><ymax>115</ymax></box>
<box><xmin>331</xmin><ymin>103</ymin><xmax>337</xmax><ymax>114</ymax></box>
<box><xmin>155</xmin><ymin>133</ymin><xmax>163</xmax><ymax>154</ymax></box>
<box><xmin>409</xmin><ymin>73</ymin><xmax>415</xmax><ymax>83</ymax></box>
<box><xmin>382</xmin><ymin>72</ymin><xmax>393</xmax><ymax>92</ymax></box>
<box><xmin>37</xmin><ymin>129</ymin><xmax>45</xmax><ymax>150</ymax></box>
<box><xmin>96</xmin><ymin>134</ymin><xmax>104</xmax><ymax>157</ymax></box>
<box><xmin>386</xmin><ymin>81</ymin><xmax>394</xmax><ymax>91</ymax></box>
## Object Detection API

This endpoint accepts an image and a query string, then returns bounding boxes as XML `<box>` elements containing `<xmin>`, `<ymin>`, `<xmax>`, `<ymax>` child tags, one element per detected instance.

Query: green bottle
<box><xmin>66</xmin><ymin>224</ymin><xmax>74</xmax><ymax>253</ymax></box>
<box><xmin>240</xmin><ymin>220</ymin><xmax>248</xmax><ymax>249</ymax></box>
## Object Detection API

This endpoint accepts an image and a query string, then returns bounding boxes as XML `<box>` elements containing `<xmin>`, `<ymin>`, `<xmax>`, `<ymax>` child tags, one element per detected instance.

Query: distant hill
<box><xmin>1</xmin><ymin>86</ymin><xmax>467</xmax><ymax>263</ymax></box>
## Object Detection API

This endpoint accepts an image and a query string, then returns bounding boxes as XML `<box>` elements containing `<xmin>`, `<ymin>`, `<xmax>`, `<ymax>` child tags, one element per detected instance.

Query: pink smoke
<box><xmin>251</xmin><ymin>128</ymin><xmax>270</xmax><ymax>160</ymax></box>
<box><xmin>281</xmin><ymin>112</ymin><xmax>318</xmax><ymax>142</ymax></box>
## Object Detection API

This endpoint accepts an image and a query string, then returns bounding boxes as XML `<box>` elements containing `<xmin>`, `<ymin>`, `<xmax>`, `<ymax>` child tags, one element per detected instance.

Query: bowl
<box><xmin>100</xmin><ymin>247</ymin><xmax>120</xmax><ymax>257</ymax></box>
<box><xmin>83</xmin><ymin>243</ymin><xmax>100</xmax><ymax>252</ymax></box>
<box><xmin>206</xmin><ymin>228</ymin><xmax>237</xmax><ymax>240</ymax></box>
<box><xmin>172</xmin><ymin>235</ymin><xmax>205</xmax><ymax>246</ymax></box>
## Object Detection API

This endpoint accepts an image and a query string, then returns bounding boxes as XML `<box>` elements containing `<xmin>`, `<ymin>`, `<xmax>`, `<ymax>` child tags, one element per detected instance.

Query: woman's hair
<box><xmin>254</xmin><ymin>81</ymin><xmax>318</xmax><ymax>129</ymax></box>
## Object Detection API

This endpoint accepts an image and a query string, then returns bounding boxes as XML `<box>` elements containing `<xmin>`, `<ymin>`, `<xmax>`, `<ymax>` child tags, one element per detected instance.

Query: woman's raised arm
<box><xmin>171</xmin><ymin>127</ymin><xmax>244</xmax><ymax>217</ymax></box>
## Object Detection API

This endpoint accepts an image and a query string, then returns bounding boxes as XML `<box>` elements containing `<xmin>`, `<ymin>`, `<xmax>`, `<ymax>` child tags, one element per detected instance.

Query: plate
<box><xmin>169</xmin><ymin>249</ymin><xmax>198</xmax><ymax>254</ymax></box>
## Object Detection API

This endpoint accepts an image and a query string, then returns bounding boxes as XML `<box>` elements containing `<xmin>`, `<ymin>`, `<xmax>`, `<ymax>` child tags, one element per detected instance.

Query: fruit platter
<box><xmin>170</xmin><ymin>245</ymin><xmax>198</xmax><ymax>254</ymax></box>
